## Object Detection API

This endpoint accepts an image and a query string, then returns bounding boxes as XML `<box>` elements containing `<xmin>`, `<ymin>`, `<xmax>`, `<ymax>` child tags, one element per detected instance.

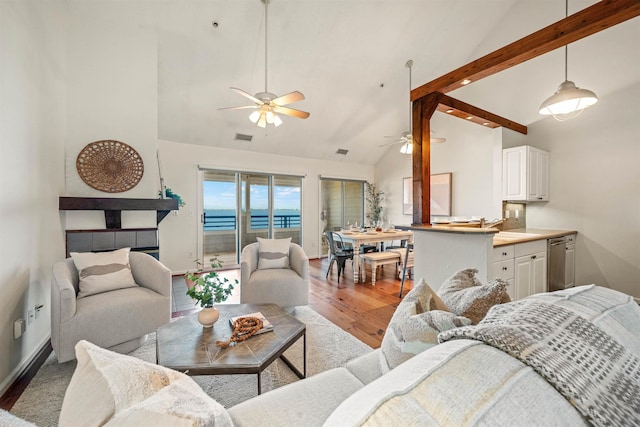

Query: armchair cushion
<box><xmin>257</xmin><ymin>237</ymin><xmax>291</xmax><ymax>270</ymax></box>
<box><xmin>70</xmin><ymin>248</ymin><xmax>137</xmax><ymax>298</ymax></box>
<box><xmin>59</xmin><ymin>340</ymin><xmax>233</xmax><ymax>427</ymax></box>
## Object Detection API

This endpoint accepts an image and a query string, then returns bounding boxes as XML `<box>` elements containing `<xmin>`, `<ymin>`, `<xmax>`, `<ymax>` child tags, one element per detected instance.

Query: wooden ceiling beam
<box><xmin>437</xmin><ymin>94</ymin><xmax>528</xmax><ymax>134</ymax></box>
<box><xmin>411</xmin><ymin>0</ymin><xmax>640</xmax><ymax>100</ymax></box>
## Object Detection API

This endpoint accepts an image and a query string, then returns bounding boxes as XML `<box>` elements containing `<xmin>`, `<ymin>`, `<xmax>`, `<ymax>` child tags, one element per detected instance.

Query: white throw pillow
<box><xmin>58</xmin><ymin>340</ymin><xmax>233</xmax><ymax>427</ymax></box>
<box><xmin>438</xmin><ymin>268</ymin><xmax>510</xmax><ymax>324</ymax></box>
<box><xmin>257</xmin><ymin>237</ymin><xmax>291</xmax><ymax>270</ymax></box>
<box><xmin>70</xmin><ymin>248</ymin><xmax>137</xmax><ymax>298</ymax></box>
<box><xmin>379</xmin><ymin>278</ymin><xmax>470</xmax><ymax>373</ymax></box>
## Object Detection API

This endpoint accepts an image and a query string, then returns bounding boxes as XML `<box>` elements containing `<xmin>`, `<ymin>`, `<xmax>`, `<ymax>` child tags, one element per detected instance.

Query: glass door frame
<box><xmin>199</xmin><ymin>168</ymin><xmax>303</xmax><ymax>265</ymax></box>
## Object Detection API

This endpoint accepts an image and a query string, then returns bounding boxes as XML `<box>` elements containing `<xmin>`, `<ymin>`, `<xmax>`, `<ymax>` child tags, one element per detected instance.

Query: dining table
<box><xmin>336</xmin><ymin>229</ymin><xmax>413</xmax><ymax>283</ymax></box>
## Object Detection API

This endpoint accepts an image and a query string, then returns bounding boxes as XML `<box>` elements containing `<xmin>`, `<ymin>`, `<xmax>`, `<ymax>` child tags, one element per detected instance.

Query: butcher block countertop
<box><xmin>493</xmin><ymin>228</ymin><xmax>577</xmax><ymax>247</ymax></box>
<box><xmin>397</xmin><ymin>225</ymin><xmax>577</xmax><ymax>247</ymax></box>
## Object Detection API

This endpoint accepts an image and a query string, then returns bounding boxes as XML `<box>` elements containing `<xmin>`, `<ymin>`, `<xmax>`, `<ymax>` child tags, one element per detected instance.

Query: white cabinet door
<box><xmin>531</xmin><ymin>251</ymin><xmax>547</xmax><ymax>294</ymax></box>
<box><xmin>514</xmin><ymin>255</ymin><xmax>532</xmax><ymax>300</ymax></box>
<box><xmin>503</xmin><ymin>147</ymin><xmax>526</xmax><ymax>200</ymax></box>
<box><xmin>565</xmin><ymin>245</ymin><xmax>575</xmax><ymax>288</ymax></box>
<box><xmin>536</xmin><ymin>150</ymin><xmax>549</xmax><ymax>201</ymax></box>
<box><xmin>502</xmin><ymin>145</ymin><xmax>549</xmax><ymax>202</ymax></box>
<box><xmin>514</xmin><ymin>251</ymin><xmax>547</xmax><ymax>299</ymax></box>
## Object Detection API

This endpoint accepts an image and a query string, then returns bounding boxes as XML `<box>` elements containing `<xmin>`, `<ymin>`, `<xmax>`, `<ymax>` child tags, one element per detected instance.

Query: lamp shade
<box><xmin>538</xmin><ymin>80</ymin><xmax>598</xmax><ymax>119</ymax></box>
<box><xmin>399</xmin><ymin>142</ymin><xmax>412</xmax><ymax>154</ymax></box>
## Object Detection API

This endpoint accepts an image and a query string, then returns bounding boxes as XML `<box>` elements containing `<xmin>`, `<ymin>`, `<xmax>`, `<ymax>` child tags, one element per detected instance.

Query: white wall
<box><xmin>375</xmin><ymin>112</ymin><xmax>502</xmax><ymax>227</ymax></box>
<box><xmin>0</xmin><ymin>1</ymin><xmax>67</xmax><ymax>394</ymax></box>
<box><xmin>64</xmin><ymin>1</ymin><xmax>159</xmax><ymax>231</ymax></box>
<box><xmin>524</xmin><ymin>84</ymin><xmax>640</xmax><ymax>299</ymax></box>
<box><xmin>158</xmin><ymin>139</ymin><xmax>373</xmax><ymax>272</ymax></box>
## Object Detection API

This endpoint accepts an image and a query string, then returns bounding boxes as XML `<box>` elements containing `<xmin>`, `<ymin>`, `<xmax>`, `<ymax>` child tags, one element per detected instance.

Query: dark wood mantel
<box><xmin>59</xmin><ymin>197</ymin><xmax>179</xmax><ymax>229</ymax></box>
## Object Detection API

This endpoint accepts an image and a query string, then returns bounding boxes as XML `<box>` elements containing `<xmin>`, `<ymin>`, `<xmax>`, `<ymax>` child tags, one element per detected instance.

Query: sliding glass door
<box><xmin>202</xmin><ymin>170</ymin><xmax>302</xmax><ymax>265</ymax></box>
<box><xmin>202</xmin><ymin>171</ymin><xmax>238</xmax><ymax>266</ymax></box>
<box><xmin>320</xmin><ymin>178</ymin><xmax>364</xmax><ymax>255</ymax></box>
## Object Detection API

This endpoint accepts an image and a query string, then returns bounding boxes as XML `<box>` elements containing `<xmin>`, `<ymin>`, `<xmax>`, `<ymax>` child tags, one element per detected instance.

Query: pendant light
<box><xmin>538</xmin><ymin>0</ymin><xmax>598</xmax><ymax>121</ymax></box>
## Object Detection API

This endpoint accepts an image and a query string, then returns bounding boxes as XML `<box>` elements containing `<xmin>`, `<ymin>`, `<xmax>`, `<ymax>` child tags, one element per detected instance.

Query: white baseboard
<box><xmin>0</xmin><ymin>335</ymin><xmax>50</xmax><ymax>396</ymax></box>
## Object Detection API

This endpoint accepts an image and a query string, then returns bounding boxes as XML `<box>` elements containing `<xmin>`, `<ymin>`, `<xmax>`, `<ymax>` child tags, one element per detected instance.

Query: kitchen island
<box><xmin>398</xmin><ymin>225</ymin><xmax>576</xmax><ymax>299</ymax></box>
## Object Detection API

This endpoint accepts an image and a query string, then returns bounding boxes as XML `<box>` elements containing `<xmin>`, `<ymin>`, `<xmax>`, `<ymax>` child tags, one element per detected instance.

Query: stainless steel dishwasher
<box><xmin>548</xmin><ymin>237</ymin><xmax>567</xmax><ymax>292</ymax></box>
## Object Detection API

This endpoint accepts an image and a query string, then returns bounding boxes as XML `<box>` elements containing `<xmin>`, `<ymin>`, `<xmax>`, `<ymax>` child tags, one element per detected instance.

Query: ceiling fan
<box><xmin>380</xmin><ymin>60</ymin><xmax>445</xmax><ymax>153</ymax></box>
<box><xmin>219</xmin><ymin>0</ymin><xmax>309</xmax><ymax>128</ymax></box>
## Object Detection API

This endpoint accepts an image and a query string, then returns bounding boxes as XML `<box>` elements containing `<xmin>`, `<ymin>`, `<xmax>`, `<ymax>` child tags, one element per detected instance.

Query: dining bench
<box><xmin>360</xmin><ymin>251</ymin><xmax>402</xmax><ymax>286</ymax></box>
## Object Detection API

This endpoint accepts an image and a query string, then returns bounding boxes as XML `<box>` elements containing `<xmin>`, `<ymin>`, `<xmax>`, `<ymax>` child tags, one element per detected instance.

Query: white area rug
<box><xmin>10</xmin><ymin>306</ymin><xmax>372</xmax><ymax>427</ymax></box>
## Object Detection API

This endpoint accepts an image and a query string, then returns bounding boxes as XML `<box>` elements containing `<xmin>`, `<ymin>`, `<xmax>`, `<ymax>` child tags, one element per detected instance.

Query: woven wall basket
<box><xmin>76</xmin><ymin>140</ymin><xmax>144</xmax><ymax>193</ymax></box>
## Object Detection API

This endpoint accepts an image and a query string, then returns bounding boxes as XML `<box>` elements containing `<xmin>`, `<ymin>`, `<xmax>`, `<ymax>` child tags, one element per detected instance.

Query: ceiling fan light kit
<box><xmin>539</xmin><ymin>0</ymin><xmax>598</xmax><ymax>121</ymax></box>
<box><xmin>380</xmin><ymin>60</ymin><xmax>446</xmax><ymax>154</ymax></box>
<box><xmin>219</xmin><ymin>0</ymin><xmax>309</xmax><ymax>128</ymax></box>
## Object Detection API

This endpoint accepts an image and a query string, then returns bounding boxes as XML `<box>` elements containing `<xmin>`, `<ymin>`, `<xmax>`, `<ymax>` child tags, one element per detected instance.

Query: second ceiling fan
<box><xmin>380</xmin><ymin>60</ymin><xmax>445</xmax><ymax>153</ymax></box>
<box><xmin>219</xmin><ymin>0</ymin><xmax>309</xmax><ymax>128</ymax></box>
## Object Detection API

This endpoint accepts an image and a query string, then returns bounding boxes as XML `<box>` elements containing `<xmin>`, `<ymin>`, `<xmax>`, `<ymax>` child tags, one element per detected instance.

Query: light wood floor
<box><xmin>173</xmin><ymin>257</ymin><xmax>414</xmax><ymax>349</ymax></box>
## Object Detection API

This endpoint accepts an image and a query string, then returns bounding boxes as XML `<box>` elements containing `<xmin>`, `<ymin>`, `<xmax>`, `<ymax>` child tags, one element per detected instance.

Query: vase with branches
<box><xmin>185</xmin><ymin>257</ymin><xmax>237</xmax><ymax>327</ymax></box>
<box><xmin>365</xmin><ymin>182</ymin><xmax>384</xmax><ymax>227</ymax></box>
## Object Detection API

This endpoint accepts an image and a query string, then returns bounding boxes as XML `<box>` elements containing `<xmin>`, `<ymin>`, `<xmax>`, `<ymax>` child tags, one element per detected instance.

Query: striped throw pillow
<box><xmin>257</xmin><ymin>237</ymin><xmax>291</xmax><ymax>270</ymax></box>
<box><xmin>70</xmin><ymin>248</ymin><xmax>138</xmax><ymax>298</ymax></box>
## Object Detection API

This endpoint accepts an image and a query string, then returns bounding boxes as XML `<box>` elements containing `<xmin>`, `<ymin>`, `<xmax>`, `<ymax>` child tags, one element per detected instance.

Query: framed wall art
<box><xmin>402</xmin><ymin>173</ymin><xmax>452</xmax><ymax>216</ymax></box>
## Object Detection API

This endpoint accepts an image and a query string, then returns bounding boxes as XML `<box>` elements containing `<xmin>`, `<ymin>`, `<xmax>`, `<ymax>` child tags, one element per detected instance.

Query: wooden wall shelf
<box><xmin>59</xmin><ymin>197</ymin><xmax>179</xmax><ymax>228</ymax></box>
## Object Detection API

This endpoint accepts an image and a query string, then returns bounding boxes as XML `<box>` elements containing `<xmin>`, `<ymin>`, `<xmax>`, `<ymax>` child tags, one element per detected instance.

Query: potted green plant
<box><xmin>185</xmin><ymin>257</ymin><xmax>237</xmax><ymax>328</ymax></box>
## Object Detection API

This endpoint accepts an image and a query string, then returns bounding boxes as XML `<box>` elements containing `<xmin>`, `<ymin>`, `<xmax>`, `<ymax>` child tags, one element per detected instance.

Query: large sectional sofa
<box><xmin>7</xmin><ymin>283</ymin><xmax>639</xmax><ymax>426</ymax></box>
<box><xmin>229</xmin><ymin>284</ymin><xmax>640</xmax><ymax>426</ymax></box>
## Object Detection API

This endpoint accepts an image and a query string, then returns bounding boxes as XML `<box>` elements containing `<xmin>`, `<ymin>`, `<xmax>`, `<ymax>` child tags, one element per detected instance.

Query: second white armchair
<box><xmin>240</xmin><ymin>240</ymin><xmax>309</xmax><ymax>308</ymax></box>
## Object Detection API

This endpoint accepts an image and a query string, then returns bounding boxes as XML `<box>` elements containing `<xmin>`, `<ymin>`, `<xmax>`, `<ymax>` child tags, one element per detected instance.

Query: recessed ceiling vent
<box><xmin>234</xmin><ymin>133</ymin><xmax>253</xmax><ymax>142</ymax></box>
<box><xmin>336</xmin><ymin>149</ymin><xmax>349</xmax><ymax>155</ymax></box>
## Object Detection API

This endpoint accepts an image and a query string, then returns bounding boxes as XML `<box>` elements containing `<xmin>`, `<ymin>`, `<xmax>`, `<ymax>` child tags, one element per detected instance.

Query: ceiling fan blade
<box><xmin>272</xmin><ymin>105</ymin><xmax>310</xmax><ymax>119</ymax></box>
<box><xmin>378</xmin><ymin>140</ymin><xmax>403</xmax><ymax>148</ymax></box>
<box><xmin>230</xmin><ymin>87</ymin><xmax>263</xmax><ymax>105</ymax></box>
<box><xmin>272</xmin><ymin>91</ymin><xmax>305</xmax><ymax>106</ymax></box>
<box><xmin>218</xmin><ymin>105</ymin><xmax>259</xmax><ymax>111</ymax></box>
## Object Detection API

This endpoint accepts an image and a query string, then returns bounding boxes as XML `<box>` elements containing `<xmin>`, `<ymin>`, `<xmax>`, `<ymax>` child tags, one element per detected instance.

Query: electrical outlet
<box><xmin>14</xmin><ymin>319</ymin><xmax>26</xmax><ymax>339</ymax></box>
<box><xmin>28</xmin><ymin>310</ymin><xmax>34</xmax><ymax>325</ymax></box>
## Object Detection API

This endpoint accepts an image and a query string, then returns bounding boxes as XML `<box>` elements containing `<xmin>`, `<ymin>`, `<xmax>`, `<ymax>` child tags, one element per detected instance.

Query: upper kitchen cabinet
<box><xmin>502</xmin><ymin>145</ymin><xmax>549</xmax><ymax>202</ymax></box>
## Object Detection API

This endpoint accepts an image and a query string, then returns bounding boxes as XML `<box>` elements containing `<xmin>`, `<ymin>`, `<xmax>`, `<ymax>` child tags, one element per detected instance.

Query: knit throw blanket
<box><xmin>439</xmin><ymin>300</ymin><xmax>640</xmax><ymax>426</ymax></box>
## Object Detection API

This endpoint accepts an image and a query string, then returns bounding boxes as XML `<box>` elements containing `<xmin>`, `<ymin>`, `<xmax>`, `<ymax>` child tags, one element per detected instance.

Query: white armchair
<box><xmin>240</xmin><ymin>242</ymin><xmax>309</xmax><ymax>308</ymax></box>
<box><xmin>51</xmin><ymin>251</ymin><xmax>171</xmax><ymax>363</ymax></box>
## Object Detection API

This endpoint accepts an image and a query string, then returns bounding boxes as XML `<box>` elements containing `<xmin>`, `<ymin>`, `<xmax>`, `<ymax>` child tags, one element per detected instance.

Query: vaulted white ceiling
<box><xmin>156</xmin><ymin>0</ymin><xmax>640</xmax><ymax>165</ymax></box>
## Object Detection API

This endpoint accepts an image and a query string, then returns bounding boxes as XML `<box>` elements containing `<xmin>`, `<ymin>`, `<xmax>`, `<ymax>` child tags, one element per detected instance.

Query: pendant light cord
<box><xmin>564</xmin><ymin>0</ymin><xmax>568</xmax><ymax>81</ymax></box>
<box><xmin>264</xmin><ymin>0</ymin><xmax>269</xmax><ymax>93</ymax></box>
<box><xmin>406</xmin><ymin>59</ymin><xmax>413</xmax><ymax>132</ymax></box>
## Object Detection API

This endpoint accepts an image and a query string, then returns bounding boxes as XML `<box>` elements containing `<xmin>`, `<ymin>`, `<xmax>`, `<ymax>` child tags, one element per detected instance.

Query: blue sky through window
<box><xmin>204</xmin><ymin>181</ymin><xmax>300</xmax><ymax>210</ymax></box>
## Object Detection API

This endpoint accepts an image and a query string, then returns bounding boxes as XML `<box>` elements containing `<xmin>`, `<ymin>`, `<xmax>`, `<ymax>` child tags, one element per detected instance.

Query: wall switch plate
<box><xmin>14</xmin><ymin>319</ymin><xmax>26</xmax><ymax>339</ymax></box>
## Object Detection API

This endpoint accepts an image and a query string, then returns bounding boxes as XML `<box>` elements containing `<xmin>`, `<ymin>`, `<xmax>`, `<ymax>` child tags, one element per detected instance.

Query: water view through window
<box><xmin>203</xmin><ymin>181</ymin><xmax>300</xmax><ymax>230</ymax></box>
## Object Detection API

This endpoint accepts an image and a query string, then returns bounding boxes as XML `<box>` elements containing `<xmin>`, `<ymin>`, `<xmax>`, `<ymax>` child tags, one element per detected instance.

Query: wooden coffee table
<box><xmin>156</xmin><ymin>303</ymin><xmax>306</xmax><ymax>395</ymax></box>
